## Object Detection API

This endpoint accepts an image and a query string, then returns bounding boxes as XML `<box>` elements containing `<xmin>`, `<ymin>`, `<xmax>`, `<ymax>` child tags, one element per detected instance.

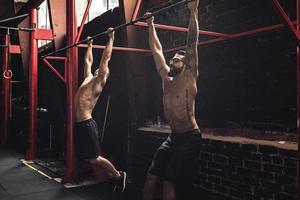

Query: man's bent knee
<box><xmin>89</xmin><ymin>156</ymin><xmax>103</xmax><ymax>164</ymax></box>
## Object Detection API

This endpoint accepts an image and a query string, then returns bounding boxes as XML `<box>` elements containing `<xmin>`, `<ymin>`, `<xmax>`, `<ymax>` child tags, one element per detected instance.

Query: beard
<box><xmin>168</xmin><ymin>65</ymin><xmax>182</xmax><ymax>77</ymax></box>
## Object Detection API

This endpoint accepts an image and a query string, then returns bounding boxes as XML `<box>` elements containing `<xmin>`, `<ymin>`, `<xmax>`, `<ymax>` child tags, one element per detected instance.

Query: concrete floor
<box><xmin>0</xmin><ymin>148</ymin><xmax>142</xmax><ymax>200</ymax></box>
<box><xmin>0</xmin><ymin>147</ymin><xmax>232</xmax><ymax>200</ymax></box>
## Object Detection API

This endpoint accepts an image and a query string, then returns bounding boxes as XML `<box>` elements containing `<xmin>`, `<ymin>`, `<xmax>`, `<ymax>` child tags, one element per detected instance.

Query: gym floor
<box><xmin>0</xmin><ymin>147</ymin><xmax>141</xmax><ymax>200</ymax></box>
<box><xmin>0</xmin><ymin>147</ymin><xmax>232</xmax><ymax>200</ymax></box>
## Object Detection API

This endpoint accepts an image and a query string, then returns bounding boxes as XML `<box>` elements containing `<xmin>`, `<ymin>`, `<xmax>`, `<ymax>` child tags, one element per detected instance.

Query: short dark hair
<box><xmin>176</xmin><ymin>50</ymin><xmax>186</xmax><ymax>56</ymax></box>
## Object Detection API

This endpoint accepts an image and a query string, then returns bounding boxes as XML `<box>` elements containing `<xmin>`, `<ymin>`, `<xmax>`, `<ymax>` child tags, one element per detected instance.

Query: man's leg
<box><xmin>90</xmin><ymin>155</ymin><xmax>120</xmax><ymax>177</ymax></box>
<box><xmin>144</xmin><ymin>174</ymin><xmax>159</xmax><ymax>200</ymax></box>
<box><xmin>90</xmin><ymin>156</ymin><xmax>127</xmax><ymax>192</ymax></box>
<box><xmin>163</xmin><ymin>181</ymin><xmax>175</xmax><ymax>200</ymax></box>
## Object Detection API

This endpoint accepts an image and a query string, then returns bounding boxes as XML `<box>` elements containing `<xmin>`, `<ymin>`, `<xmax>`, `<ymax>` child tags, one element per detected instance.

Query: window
<box><xmin>37</xmin><ymin>1</ymin><xmax>51</xmax><ymax>47</ymax></box>
<box><xmin>77</xmin><ymin>0</ymin><xmax>119</xmax><ymax>24</ymax></box>
<box><xmin>36</xmin><ymin>0</ymin><xmax>119</xmax><ymax>47</ymax></box>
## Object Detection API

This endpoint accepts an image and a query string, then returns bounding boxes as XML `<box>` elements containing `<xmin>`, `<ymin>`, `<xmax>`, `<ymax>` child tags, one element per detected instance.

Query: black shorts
<box><xmin>147</xmin><ymin>129</ymin><xmax>202</xmax><ymax>183</ymax></box>
<box><xmin>74</xmin><ymin>118</ymin><xmax>100</xmax><ymax>160</ymax></box>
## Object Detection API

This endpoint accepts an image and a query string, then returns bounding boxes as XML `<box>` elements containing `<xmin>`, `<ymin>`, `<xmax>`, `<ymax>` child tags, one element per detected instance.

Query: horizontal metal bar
<box><xmin>77</xmin><ymin>44</ymin><xmax>151</xmax><ymax>52</ymax></box>
<box><xmin>43</xmin><ymin>56</ymin><xmax>67</xmax><ymax>60</ymax></box>
<box><xmin>135</xmin><ymin>21</ymin><xmax>230</xmax><ymax>38</ymax></box>
<box><xmin>10</xmin><ymin>45</ymin><xmax>21</xmax><ymax>54</ymax></box>
<box><xmin>0</xmin><ymin>26</ymin><xmax>34</xmax><ymax>32</ymax></box>
<box><xmin>164</xmin><ymin>21</ymin><xmax>297</xmax><ymax>53</ymax></box>
<box><xmin>11</xmin><ymin>81</ymin><xmax>23</xmax><ymax>84</ymax></box>
<box><xmin>34</xmin><ymin>29</ymin><xmax>54</xmax><ymax>40</ymax></box>
<box><xmin>0</xmin><ymin>14</ymin><xmax>29</xmax><ymax>24</ymax></box>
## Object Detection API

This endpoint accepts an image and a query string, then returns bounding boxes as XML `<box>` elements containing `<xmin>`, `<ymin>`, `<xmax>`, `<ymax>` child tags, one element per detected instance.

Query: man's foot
<box><xmin>113</xmin><ymin>171</ymin><xmax>127</xmax><ymax>192</ymax></box>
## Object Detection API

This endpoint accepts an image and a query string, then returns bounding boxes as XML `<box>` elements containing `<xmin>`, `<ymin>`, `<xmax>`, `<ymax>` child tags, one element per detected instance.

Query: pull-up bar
<box><xmin>42</xmin><ymin>0</ymin><xmax>195</xmax><ymax>58</ymax></box>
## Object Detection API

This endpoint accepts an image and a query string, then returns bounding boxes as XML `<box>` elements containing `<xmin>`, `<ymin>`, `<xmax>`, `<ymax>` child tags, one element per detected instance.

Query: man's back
<box><xmin>74</xmin><ymin>30</ymin><xmax>114</xmax><ymax>122</ymax></box>
<box><xmin>74</xmin><ymin>76</ymin><xmax>101</xmax><ymax>122</ymax></box>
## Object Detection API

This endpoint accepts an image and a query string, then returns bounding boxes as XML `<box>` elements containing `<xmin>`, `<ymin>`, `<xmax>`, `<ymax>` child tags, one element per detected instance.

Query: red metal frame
<box><xmin>34</xmin><ymin>28</ymin><xmax>54</xmax><ymax>40</ymax></box>
<box><xmin>17</xmin><ymin>0</ymin><xmax>299</xmax><ymax>185</ymax></box>
<box><xmin>135</xmin><ymin>21</ymin><xmax>230</xmax><ymax>38</ymax></box>
<box><xmin>132</xmin><ymin>0</ymin><xmax>229</xmax><ymax>38</ymax></box>
<box><xmin>165</xmin><ymin>21</ymin><xmax>297</xmax><ymax>53</ymax></box>
<box><xmin>273</xmin><ymin>0</ymin><xmax>300</xmax><ymax>46</ymax></box>
<box><xmin>132</xmin><ymin>0</ymin><xmax>300</xmax><ymax>53</ymax></box>
<box><xmin>26</xmin><ymin>8</ymin><xmax>38</xmax><ymax>160</ymax></box>
<box><xmin>42</xmin><ymin>56</ymin><xmax>67</xmax><ymax>83</ymax></box>
<box><xmin>132</xmin><ymin>0</ymin><xmax>141</xmax><ymax>20</ymax></box>
<box><xmin>63</xmin><ymin>0</ymin><xmax>78</xmax><ymax>183</ymax></box>
<box><xmin>77</xmin><ymin>44</ymin><xmax>151</xmax><ymax>52</ymax></box>
<box><xmin>0</xmin><ymin>33</ymin><xmax>11</xmax><ymax>146</ymax></box>
<box><xmin>9</xmin><ymin>45</ymin><xmax>21</xmax><ymax>54</ymax></box>
<box><xmin>297</xmin><ymin>0</ymin><xmax>300</xmax><ymax>197</ymax></box>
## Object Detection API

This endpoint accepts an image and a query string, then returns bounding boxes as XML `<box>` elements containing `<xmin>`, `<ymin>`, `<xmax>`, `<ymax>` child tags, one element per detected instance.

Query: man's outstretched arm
<box><xmin>146</xmin><ymin>13</ymin><xmax>169</xmax><ymax>79</ymax></box>
<box><xmin>84</xmin><ymin>37</ymin><xmax>93</xmax><ymax>78</ymax></box>
<box><xmin>185</xmin><ymin>0</ymin><xmax>199</xmax><ymax>76</ymax></box>
<box><xmin>93</xmin><ymin>28</ymin><xmax>115</xmax><ymax>93</ymax></box>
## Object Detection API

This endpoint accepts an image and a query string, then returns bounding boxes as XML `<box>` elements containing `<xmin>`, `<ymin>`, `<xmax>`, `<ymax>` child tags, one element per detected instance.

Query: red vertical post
<box><xmin>63</xmin><ymin>0</ymin><xmax>78</xmax><ymax>183</ymax></box>
<box><xmin>0</xmin><ymin>33</ymin><xmax>11</xmax><ymax>146</ymax></box>
<box><xmin>26</xmin><ymin>9</ymin><xmax>38</xmax><ymax>160</ymax></box>
<box><xmin>297</xmin><ymin>0</ymin><xmax>300</xmax><ymax>197</ymax></box>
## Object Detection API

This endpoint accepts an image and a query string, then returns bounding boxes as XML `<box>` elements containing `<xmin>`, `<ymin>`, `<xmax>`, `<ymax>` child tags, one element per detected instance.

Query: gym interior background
<box><xmin>0</xmin><ymin>0</ymin><xmax>298</xmax><ymax>200</ymax></box>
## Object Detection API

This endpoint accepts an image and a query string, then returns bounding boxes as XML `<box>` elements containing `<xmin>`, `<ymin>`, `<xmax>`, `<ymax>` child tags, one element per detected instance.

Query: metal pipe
<box><xmin>297</xmin><ymin>0</ymin><xmax>300</xmax><ymax>197</ymax></box>
<box><xmin>134</xmin><ymin>21</ymin><xmax>230</xmax><ymax>38</ymax></box>
<box><xmin>63</xmin><ymin>0</ymin><xmax>77</xmax><ymax>183</ymax></box>
<box><xmin>0</xmin><ymin>13</ymin><xmax>29</xmax><ymax>24</ymax></box>
<box><xmin>75</xmin><ymin>0</ymin><xmax>93</xmax><ymax>43</ymax></box>
<box><xmin>26</xmin><ymin>8</ymin><xmax>38</xmax><ymax>160</ymax></box>
<box><xmin>0</xmin><ymin>33</ymin><xmax>11</xmax><ymax>146</ymax></box>
<box><xmin>132</xmin><ymin>0</ymin><xmax>228</xmax><ymax>38</ymax></box>
<box><xmin>42</xmin><ymin>0</ymin><xmax>194</xmax><ymax>58</ymax></box>
<box><xmin>132</xmin><ymin>0</ymin><xmax>142</xmax><ymax>20</ymax></box>
<box><xmin>101</xmin><ymin>95</ymin><xmax>110</xmax><ymax>145</ymax></box>
<box><xmin>272</xmin><ymin>0</ymin><xmax>300</xmax><ymax>46</ymax></box>
<box><xmin>42</xmin><ymin>58</ymin><xmax>66</xmax><ymax>82</ymax></box>
<box><xmin>43</xmin><ymin>56</ymin><xmax>67</xmax><ymax>60</ymax></box>
<box><xmin>164</xmin><ymin>21</ymin><xmax>297</xmax><ymax>53</ymax></box>
<box><xmin>77</xmin><ymin>44</ymin><xmax>151</xmax><ymax>52</ymax></box>
<box><xmin>0</xmin><ymin>26</ymin><xmax>34</xmax><ymax>32</ymax></box>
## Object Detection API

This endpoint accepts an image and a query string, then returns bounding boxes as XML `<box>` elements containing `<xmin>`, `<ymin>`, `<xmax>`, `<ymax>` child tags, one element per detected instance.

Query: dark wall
<box><xmin>0</xmin><ymin>0</ymin><xmax>15</xmax><ymax>22</ymax></box>
<box><xmin>144</xmin><ymin>0</ymin><xmax>296</xmax><ymax>131</ymax></box>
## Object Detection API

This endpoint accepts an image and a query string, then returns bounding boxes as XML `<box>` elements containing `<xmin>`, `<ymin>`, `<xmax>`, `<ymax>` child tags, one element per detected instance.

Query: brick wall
<box><xmin>129</xmin><ymin>129</ymin><xmax>298</xmax><ymax>200</ymax></box>
<box><xmin>199</xmin><ymin>139</ymin><xmax>297</xmax><ymax>199</ymax></box>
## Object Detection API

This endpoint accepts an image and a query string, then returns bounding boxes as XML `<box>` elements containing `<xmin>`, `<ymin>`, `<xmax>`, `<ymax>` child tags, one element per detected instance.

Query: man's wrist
<box><xmin>147</xmin><ymin>22</ymin><xmax>154</xmax><ymax>27</ymax></box>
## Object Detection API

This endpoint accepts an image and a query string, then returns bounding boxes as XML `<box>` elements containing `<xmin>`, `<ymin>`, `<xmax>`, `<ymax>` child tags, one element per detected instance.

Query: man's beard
<box><xmin>168</xmin><ymin>65</ymin><xmax>182</xmax><ymax>77</ymax></box>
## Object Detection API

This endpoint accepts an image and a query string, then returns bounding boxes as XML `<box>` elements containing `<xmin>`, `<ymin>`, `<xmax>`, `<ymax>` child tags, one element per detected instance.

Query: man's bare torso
<box><xmin>163</xmin><ymin>67</ymin><xmax>198</xmax><ymax>133</ymax></box>
<box><xmin>74</xmin><ymin>76</ymin><xmax>101</xmax><ymax>122</ymax></box>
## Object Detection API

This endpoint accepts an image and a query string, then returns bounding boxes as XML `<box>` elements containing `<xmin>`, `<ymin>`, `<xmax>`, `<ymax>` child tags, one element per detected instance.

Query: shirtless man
<box><xmin>144</xmin><ymin>1</ymin><xmax>201</xmax><ymax>200</ymax></box>
<box><xmin>74</xmin><ymin>28</ymin><xmax>126</xmax><ymax>192</ymax></box>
